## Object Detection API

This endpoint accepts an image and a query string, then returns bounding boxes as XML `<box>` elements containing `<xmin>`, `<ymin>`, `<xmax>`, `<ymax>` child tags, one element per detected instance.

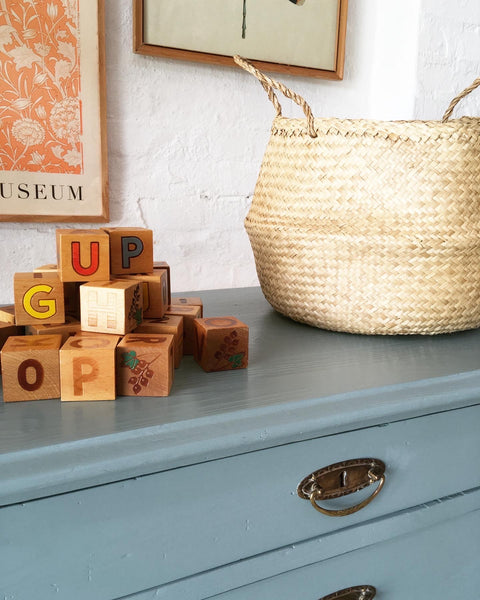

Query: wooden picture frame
<box><xmin>133</xmin><ymin>0</ymin><xmax>348</xmax><ymax>80</ymax></box>
<box><xmin>0</xmin><ymin>0</ymin><xmax>108</xmax><ymax>222</ymax></box>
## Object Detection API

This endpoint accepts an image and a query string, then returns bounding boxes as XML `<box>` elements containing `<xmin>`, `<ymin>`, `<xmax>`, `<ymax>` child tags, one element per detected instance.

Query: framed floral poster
<box><xmin>0</xmin><ymin>0</ymin><xmax>108</xmax><ymax>221</ymax></box>
<box><xmin>134</xmin><ymin>0</ymin><xmax>347</xmax><ymax>80</ymax></box>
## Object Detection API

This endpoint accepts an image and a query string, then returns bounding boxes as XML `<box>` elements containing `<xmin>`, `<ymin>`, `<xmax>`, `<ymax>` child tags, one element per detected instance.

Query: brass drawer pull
<box><xmin>297</xmin><ymin>458</ymin><xmax>385</xmax><ymax>517</ymax></box>
<box><xmin>318</xmin><ymin>585</ymin><xmax>376</xmax><ymax>600</ymax></box>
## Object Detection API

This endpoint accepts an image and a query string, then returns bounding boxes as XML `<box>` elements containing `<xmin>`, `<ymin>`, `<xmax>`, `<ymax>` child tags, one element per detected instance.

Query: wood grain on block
<box><xmin>80</xmin><ymin>280</ymin><xmax>143</xmax><ymax>335</ymax></box>
<box><xmin>194</xmin><ymin>316</ymin><xmax>248</xmax><ymax>372</ymax></box>
<box><xmin>60</xmin><ymin>333</ymin><xmax>120</xmax><ymax>401</ymax></box>
<box><xmin>56</xmin><ymin>229</ymin><xmax>110</xmax><ymax>282</ymax></box>
<box><xmin>153</xmin><ymin>262</ymin><xmax>171</xmax><ymax>305</ymax></box>
<box><xmin>171</xmin><ymin>296</ymin><xmax>203</xmax><ymax>317</ymax></box>
<box><xmin>105</xmin><ymin>227</ymin><xmax>154</xmax><ymax>275</ymax></box>
<box><xmin>34</xmin><ymin>266</ymin><xmax>80</xmax><ymax>318</ymax></box>
<box><xmin>0</xmin><ymin>321</ymin><xmax>24</xmax><ymax>352</ymax></box>
<box><xmin>117</xmin><ymin>333</ymin><xmax>175</xmax><ymax>397</ymax></box>
<box><xmin>0</xmin><ymin>305</ymin><xmax>16</xmax><ymax>324</ymax></box>
<box><xmin>166</xmin><ymin>304</ymin><xmax>202</xmax><ymax>355</ymax></box>
<box><xmin>1</xmin><ymin>334</ymin><xmax>62</xmax><ymax>402</ymax></box>
<box><xmin>14</xmin><ymin>272</ymin><xmax>65</xmax><ymax>326</ymax></box>
<box><xmin>25</xmin><ymin>315</ymin><xmax>81</xmax><ymax>344</ymax></box>
<box><xmin>118</xmin><ymin>270</ymin><xmax>168</xmax><ymax>319</ymax></box>
<box><xmin>33</xmin><ymin>264</ymin><xmax>58</xmax><ymax>273</ymax></box>
<box><xmin>135</xmin><ymin>315</ymin><xmax>183</xmax><ymax>368</ymax></box>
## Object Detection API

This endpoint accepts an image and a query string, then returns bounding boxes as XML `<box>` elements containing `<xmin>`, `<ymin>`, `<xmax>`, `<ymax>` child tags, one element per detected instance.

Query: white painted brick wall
<box><xmin>0</xmin><ymin>0</ymin><xmax>478</xmax><ymax>303</ymax></box>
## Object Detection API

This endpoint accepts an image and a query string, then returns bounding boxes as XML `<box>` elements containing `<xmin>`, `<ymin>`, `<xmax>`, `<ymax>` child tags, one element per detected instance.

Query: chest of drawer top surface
<box><xmin>1</xmin><ymin>288</ymin><xmax>480</xmax><ymax>600</ymax></box>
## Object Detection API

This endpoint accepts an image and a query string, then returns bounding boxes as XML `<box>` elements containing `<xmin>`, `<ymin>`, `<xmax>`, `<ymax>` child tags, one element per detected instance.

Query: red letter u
<box><xmin>71</xmin><ymin>241</ymin><xmax>100</xmax><ymax>276</ymax></box>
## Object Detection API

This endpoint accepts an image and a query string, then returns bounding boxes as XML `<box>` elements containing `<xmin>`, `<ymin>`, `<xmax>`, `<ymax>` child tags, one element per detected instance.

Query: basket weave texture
<box><xmin>235</xmin><ymin>56</ymin><xmax>480</xmax><ymax>335</ymax></box>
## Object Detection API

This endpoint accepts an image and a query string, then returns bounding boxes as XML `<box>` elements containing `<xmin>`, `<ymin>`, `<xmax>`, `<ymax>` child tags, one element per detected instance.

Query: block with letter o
<box><xmin>1</xmin><ymin>334</ymin><xmax>62</xmax><ymax>402</ymax></box>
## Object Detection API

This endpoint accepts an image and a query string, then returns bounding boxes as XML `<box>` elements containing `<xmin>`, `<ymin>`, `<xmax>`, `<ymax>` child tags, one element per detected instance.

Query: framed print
<box><xmin>0</xmin><ymin>0</ymin><xmax>108</xmax><ymax>222</ymax></box>
<box><xmin>134</xmin><ymin>0</ymin><xmax>348</xmax><ymax>80</ymax></box>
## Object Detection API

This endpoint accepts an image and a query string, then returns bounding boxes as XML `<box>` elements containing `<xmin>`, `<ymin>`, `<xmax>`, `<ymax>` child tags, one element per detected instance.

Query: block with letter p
<box><xmin>60</xmin><ymin>333</ymin><xmax>120</xmax><ymax>401</ymax></box>
<box><xmin>1</xmin><ymin>334</ymin><xmax>62</xmax><ymax>402</ymax></box>
<box><xmin>14</xmin><ymin>272</ymin><xmax>65</xmax><ymax>326</ymax></box>
<box><xmin>56</xmin><ymin>229</ymin><xmax>110</xmax><ymax>282</ymax></box>
<box><xmin>105</xmin><ymin>227</ymin><xmax>153</xmax><ymax>275</ymax></box>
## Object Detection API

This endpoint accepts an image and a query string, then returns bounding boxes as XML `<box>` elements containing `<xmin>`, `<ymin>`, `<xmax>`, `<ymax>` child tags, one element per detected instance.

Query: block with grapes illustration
<box><xmin>193</xmin><ymin>316</ymin><xmax>248</xmax><ymax>372</ymax></box>
<box><xmin>117</xmin><ymin>333</ymin><xmax>175</xmax><ymax>397</ymax></box>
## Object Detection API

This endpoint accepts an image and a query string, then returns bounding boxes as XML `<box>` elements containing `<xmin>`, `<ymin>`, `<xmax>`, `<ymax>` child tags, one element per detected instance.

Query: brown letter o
<box><xmin>17</xmin><ymin>359</ymin><xmax>44</xmax><ymax>391</ymax></box>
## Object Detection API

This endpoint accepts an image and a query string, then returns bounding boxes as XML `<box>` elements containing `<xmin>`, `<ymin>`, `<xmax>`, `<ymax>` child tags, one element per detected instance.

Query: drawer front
<box><xmin>2</xmin><ymin>405</ymin><xmax>479</xmax><ymax>600</ymax></box>
<box><xmin>208</xmin><ymin>508</ymin><xmax>480</xmax><ymax>599</ymax></box>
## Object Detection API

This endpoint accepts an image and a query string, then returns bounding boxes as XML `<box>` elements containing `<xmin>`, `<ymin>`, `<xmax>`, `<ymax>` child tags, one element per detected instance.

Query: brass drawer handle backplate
<box><xmin>318</xmin><ymin>585</ymin><xmax>377</xmax><ymax>600</ymax></box>
<box><xmin>297</xmin><ymin>458</ymin><xmax>386</xmax><ymax>517</ymax></box>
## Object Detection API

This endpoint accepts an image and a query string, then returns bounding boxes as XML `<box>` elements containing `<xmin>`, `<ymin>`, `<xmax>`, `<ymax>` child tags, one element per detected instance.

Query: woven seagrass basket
<box><xmin>234</xmin><ymin>56</ymin><xmax>480</xmax><ymax>335</ymax></box>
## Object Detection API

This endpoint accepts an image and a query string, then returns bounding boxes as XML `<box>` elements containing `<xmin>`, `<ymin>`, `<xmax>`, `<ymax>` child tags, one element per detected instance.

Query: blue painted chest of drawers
<box><xmin>1</xmin><ymin>287</ymin><xmax>479</xmax><ymax>599</ymax></box>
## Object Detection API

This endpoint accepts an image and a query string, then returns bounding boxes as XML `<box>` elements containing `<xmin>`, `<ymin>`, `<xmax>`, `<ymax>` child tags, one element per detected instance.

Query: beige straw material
<box><xmin>234</xmin><ymin>56</ymin><xmax>480</xmax><ymax>335</ymax></box>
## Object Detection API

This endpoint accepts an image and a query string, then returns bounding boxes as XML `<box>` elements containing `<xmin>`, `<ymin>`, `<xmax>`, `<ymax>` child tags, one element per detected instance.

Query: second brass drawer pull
<box><xmin>297</xmin><ymin>458</ymin><xmax>386</xmax><ymax>517</ymax></box>
<box><xmin>319</xmin><ymin>585</ymin><xmax>376</xmax><ymax>600</ymax></box>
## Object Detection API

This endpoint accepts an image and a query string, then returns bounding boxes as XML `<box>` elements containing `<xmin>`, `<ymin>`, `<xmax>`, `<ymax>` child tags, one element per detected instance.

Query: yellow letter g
<box><xmin>23</xmin><ymin>284</ymin><xmax>56</xmax><ymax>319</ymax></box>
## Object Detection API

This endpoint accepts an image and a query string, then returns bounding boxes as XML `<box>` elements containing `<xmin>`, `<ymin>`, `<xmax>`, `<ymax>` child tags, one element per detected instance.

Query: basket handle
<box><xmin>442</xmin><ymin>76</ymin><xmax>480</xmax><ymax>122</ymax></box>
<box><xmin>234</xmin><ymin>55</ymin><xmax>317</xmax><ymax>138</ymax></box>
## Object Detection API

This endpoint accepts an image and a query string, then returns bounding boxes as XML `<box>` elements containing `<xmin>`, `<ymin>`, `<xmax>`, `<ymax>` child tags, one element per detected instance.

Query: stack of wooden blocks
<box><xmin>0</xmin><ymin>228</ymin><xmax>248</xmax><ymax>403</ymax></box>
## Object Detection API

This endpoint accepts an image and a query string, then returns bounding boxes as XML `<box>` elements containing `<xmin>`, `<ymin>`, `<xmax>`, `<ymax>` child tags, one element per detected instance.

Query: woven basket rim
<box><xmin>271</xmin><ymin>115</ymin><xmax>480</xmax><ymax>140</ymax></box>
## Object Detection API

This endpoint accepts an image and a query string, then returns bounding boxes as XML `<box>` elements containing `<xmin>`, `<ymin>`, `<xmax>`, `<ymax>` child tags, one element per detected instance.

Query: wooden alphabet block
<box><xmin>170</xmin><ymin>296</ymin><xmax>203</xmax><ymax>317</ymax></box>
<box><xmin>0</xmin><ymin>322</ymin><xmax>24</xmax><ymax>352</ymax></box>
<box><xmin>165</xmin><ymin>304</ymin><xmax>202</xmax><ymax>355</ymax></box>
<box><xmin>0</xmin><ymin>304</ymin><xmax>16</xmax><ymax>324</ymax></box>
<box><xmin>34</xmin><ymin>265</ymin><xmax>80</xmax><ymax>317</ymax></box>
<box><xmin>1</xmin><ymin>334</ymin><xmax>62</xmax><ymax>402</ymax></box>
<box><xmin>135</xmin><ymin>315</ymin><xmax>183</xmax><ymax>368</ymax></box>
<box><xmin>105</xmin><ymin>227</ymin><xmax>154</xmax><ymax>275</ymax></box>
<box><xmin>56</xmin><ymin>229</ymin><xmax>110</xmax><ymax>282</ymax></box>
<box><xmin>14</xmin><ymin>272</ymin><xmax>65</xmax><ymax>326</ymax></box>
<box><xmin>153</xmin><ymin>262</ymin><xmax>171</xmax><ymax>305</ymax></box>
<box><xmin>117</xmin><ymin>333</ymin><xmax>175</xmax><ymax>397</ymax></box>
<box><xmin>60</xmin><ymin>333</ymin><xmax>120</xmax><ymax>401</ymax></box>
<box><xmin>119</xmin><ymin>268</ymin><xmax>169</xmax><ymax>319</ymax></box>
<box><xmin>33</xmin><ymin>264</ymin><xmax>57</xmax><ymax>273</ymax></box>
<box><xmin>80</xmin><ymin>280</ymin><xmax>143</xmax><ymax>335</ymax></box>
<box><xmin>194</xmin><ymin>317</ymin><xmax>248</xmax><ymax>372</ymax></box>
<box><xmin>25</xmin><ymin>315</ymin><xmax>81</xmax><ymax>344</ymax></box>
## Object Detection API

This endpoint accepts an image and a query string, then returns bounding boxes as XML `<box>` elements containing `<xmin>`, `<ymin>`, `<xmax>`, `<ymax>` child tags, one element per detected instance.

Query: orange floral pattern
<box><xmin>0</xmin><ymin>0</ymin><xmax>83</xmax><ymax>173</ymax></box>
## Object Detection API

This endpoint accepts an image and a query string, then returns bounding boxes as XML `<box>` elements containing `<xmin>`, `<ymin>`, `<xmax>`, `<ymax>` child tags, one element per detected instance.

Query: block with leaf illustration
<box><xmin>118</xmin><ymin>269</ymin><xmax>168</xmax><ymax>318</ymax></box>
<box><xmin>194</xmin><ymin>317</ymin><xmax>248</xmax><ymax>372</ymax></box>
<box><xmin>60</xmin><ymin>333</ymin><xmax>120</xmax><ymax>401</ymax></box>
<box><xmin>1</xmin><ymin>334</ymin><xmax>62</xmax><ymax>402</ymax></box>
<box><xmin>117</xmin><ymin>333</ymin><xmax>175</xmax><ymax>397</ymax></box>
<box><xmin>135</xmin><ymin>315</ymin><xmax>183</xmax><ymax>368</ymax></box>
<box><xmin>80</xmin><ymin>280</ymin><xmax>143</xmax><ymax>335</ymax></box>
